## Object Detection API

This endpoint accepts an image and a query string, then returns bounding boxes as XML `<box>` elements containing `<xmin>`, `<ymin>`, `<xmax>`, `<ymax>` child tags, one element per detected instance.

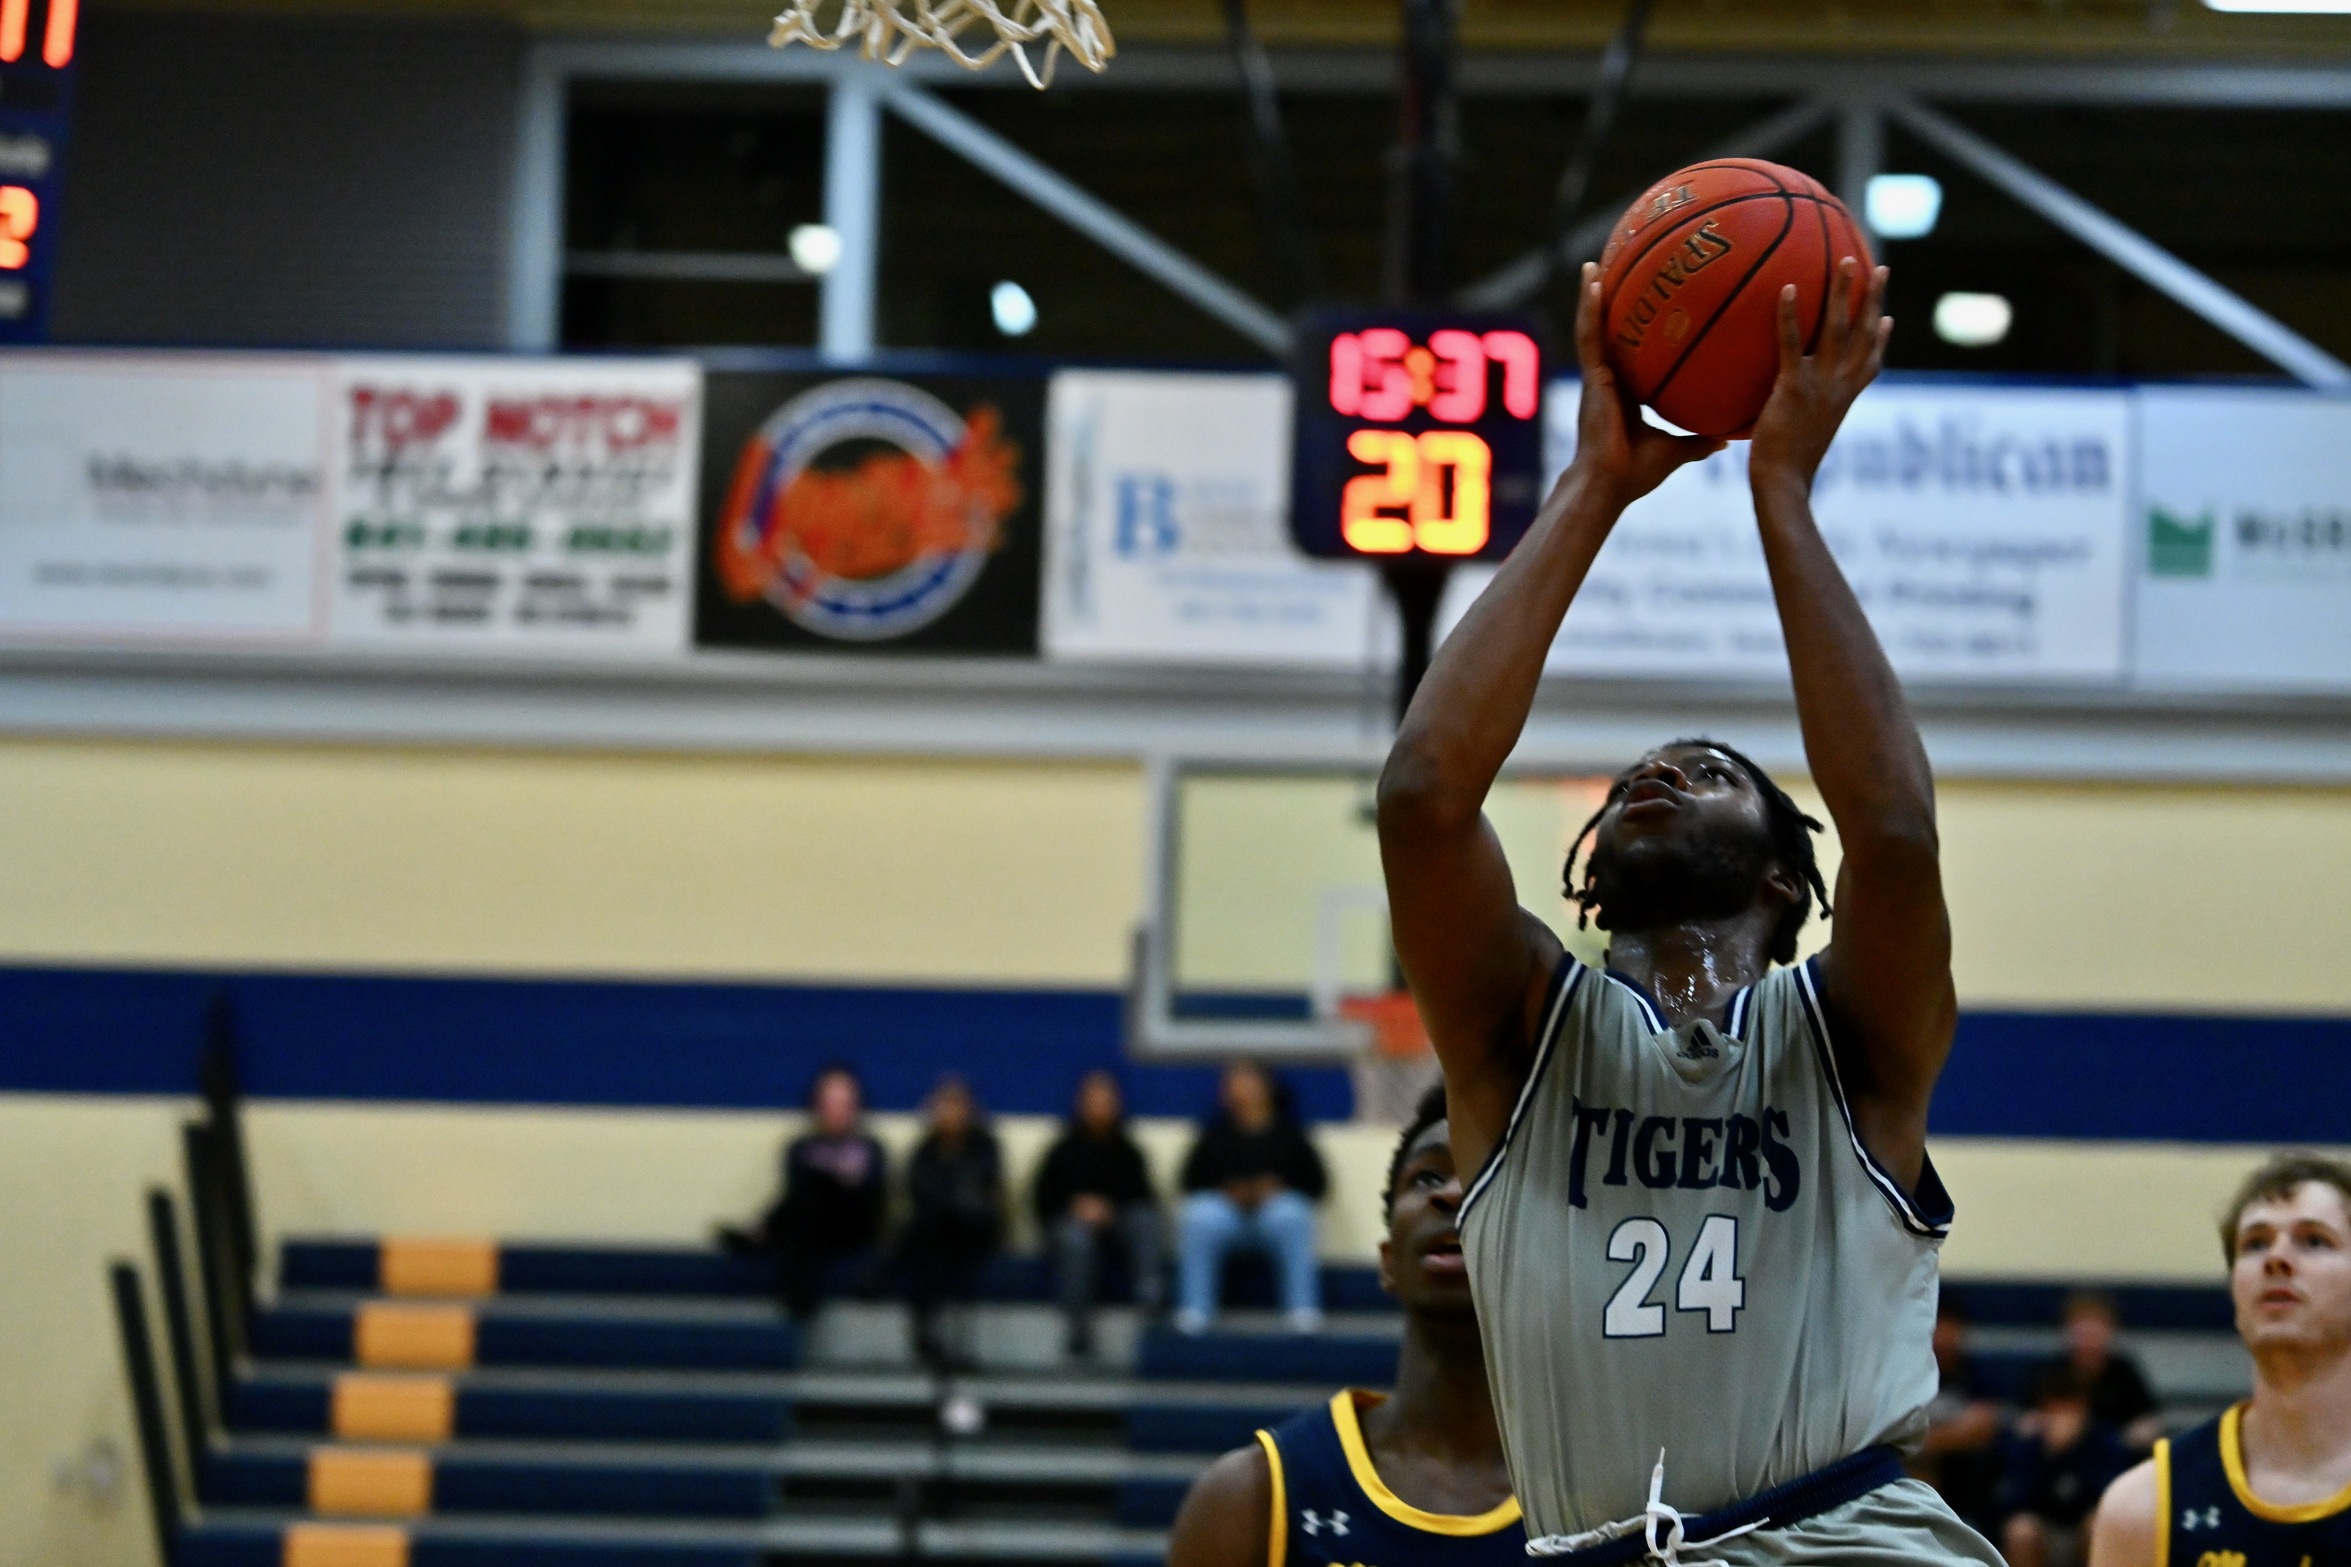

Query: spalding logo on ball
<box><xmin>715</xmin><ymin>378</ymin><xmax>1023</xmax><ymax>641</ymax></box>
<box><xmin>1599</xmin><ymin>158</ymin><xmax>1873</xmax><ymax>440</ymax></box>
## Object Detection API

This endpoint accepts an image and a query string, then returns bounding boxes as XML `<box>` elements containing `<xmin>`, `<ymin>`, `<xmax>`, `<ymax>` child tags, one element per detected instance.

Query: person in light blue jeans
<box><xmin>1174</xmin><ymin>1062</ymin><xmax>1328</xmax><ymax>1334</ymax></box>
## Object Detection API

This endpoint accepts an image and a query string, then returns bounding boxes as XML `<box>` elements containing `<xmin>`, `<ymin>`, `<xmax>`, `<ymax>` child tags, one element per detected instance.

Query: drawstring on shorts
<box><xmin>1526</xmin><ymin>1451</ymin><xmax>1770</xmax><ymax>1567</ymax></box>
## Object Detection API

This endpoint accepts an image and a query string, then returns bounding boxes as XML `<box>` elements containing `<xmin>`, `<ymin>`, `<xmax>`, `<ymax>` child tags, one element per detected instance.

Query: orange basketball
<box><xmin>1596</xmin><ymin>158</ymin><xmax>1872</xmax><ymax>440</ymax></box>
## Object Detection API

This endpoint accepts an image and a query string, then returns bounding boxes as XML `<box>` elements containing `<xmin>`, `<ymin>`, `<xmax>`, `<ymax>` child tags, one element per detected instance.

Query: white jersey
<box><xmin>1459</xmin><ymin>953</ymin><xmax>1953</xmax><ymax>1544</ymax></box>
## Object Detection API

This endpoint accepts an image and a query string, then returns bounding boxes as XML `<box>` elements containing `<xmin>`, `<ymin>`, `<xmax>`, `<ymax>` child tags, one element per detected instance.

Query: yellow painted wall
<box><xmin>1</xmin><ymin>737</ymin><xmax>2348</xmax><ymax>1011</ymax></box>
<box><xmin>4</xmin><ymin>735</ymin><xmax>2351</xmax><ymax>1567</ymax></box>
<box><xmin>0</xmin><ymin>740</ymin><xmax>1143</xmax><ymax>986</ymax></box>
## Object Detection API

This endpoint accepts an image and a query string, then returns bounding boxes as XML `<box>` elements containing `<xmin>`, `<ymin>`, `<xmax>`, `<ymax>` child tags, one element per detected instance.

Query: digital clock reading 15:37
<box><xmin>1289</xmin><ymin>311</ymin><xmax>1546</xmax><ymax>565</ymax></box>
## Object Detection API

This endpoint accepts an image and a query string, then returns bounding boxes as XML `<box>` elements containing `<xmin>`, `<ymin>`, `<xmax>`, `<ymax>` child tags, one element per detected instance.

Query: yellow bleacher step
<box><xmin>307</xmin><ymin>1447</ymin><xmax>433</xmax><ymax>1517</ymax></box>
<box><xmin>282</xmin><ymin>1522</ymin><xmax>410</xmax><ymax>1567</ymax></box>
<box><xmin>378</xmin><ymin>1237</ymin><xmax>498</xmax><ymax>1297</ymax></box>
<box><xmin>353</xmin><ymin>1303</ymin><xmax>476</xmax><ymax>1370</ymax></box>
<box><xmin>330</xmin><ymin>1374</ymin><xmax>455</xmax><ymax>1442</ymax></box>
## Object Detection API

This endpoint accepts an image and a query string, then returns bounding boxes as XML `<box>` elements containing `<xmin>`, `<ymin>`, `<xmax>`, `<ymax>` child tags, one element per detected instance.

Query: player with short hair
<box><xmin>1166</xmin><ymin>1084</ymin><xmax>1526</xmax><ymax>1567</ymax></box>
<box><xmin>1376</xmin><ymin>258</ymin><xmax>2000</xmax><ymax>1564</ymax></box>
<box><xmin>2088</xmin><ymin>1153</ymin><xmax>2351</xmax><ymax>1567</ymax></box>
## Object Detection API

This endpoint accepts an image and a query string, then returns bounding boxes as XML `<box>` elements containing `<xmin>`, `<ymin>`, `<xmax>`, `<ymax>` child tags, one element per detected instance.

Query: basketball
<box><xmin>1596</xmin><ymin>158</ymin><xmax>1874</xmax><ymax>439</ymax></box>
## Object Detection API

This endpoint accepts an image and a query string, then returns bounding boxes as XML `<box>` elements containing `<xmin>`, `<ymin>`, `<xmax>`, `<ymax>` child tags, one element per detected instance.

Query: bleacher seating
<box><xmin>134</xmin><ymin>1219</ymin><xmax>2253</xmax><ymax>1566</ymax></box>
<box><xmin>149</xmin><ymin>1233</ymin><xmax>1403</xmax><ymax>1565</ymax></box>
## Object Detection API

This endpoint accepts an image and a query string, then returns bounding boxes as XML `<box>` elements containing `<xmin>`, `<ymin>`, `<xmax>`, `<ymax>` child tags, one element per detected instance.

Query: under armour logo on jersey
<box><xmin>2179</xmin><ymin>1505</ymin><xmax>2222</xmax><ymax>1531</ymax></box>
<box><xmin>1301</xmin><ymin>1509</ymin><xmax>1351</xmax><ymax>1537</ymax></box>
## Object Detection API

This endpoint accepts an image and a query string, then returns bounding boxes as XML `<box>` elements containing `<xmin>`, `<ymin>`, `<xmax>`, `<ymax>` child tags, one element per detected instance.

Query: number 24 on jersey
<box><xmin>1603</xmin><ymin>1215</ymin><xmax>1745</xmax><ymax>1337</ymax></box>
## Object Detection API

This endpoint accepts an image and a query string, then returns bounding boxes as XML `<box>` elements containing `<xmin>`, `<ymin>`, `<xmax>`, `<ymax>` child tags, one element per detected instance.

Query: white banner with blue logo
<box><xmin>0</xmin><ymin>351</ymin><xmax>334</xmax><ymax>644</ymax></box>
<box><xmin>2132</xmin><ymin>387</ymin><xmax>2351</xmax><ymax>692</ymax></box>
<box><xmin>1041</xmin><ymin>371</ymin><xmax>1386</xmax><ymax>667</ymax></box>
<box><xmin>1521</xmin><ymin>379</ymin><xmax>2135</xmax><ymax>683</ymax></box>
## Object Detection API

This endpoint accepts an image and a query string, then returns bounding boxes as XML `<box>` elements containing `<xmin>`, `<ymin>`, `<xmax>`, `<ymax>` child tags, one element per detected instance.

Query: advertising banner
<box><xmin>0</xmin><ymin>352</ymin><xmax>332</xmax><ymax>642</ymax></box>
<box><xmin>2133</xmin><ymin>387</ymin><xmax>2351</xmax><ymax>692</ymax></box>
<box><xmin>1043</xmin><ymin>371</ymin><xmax>1381</xmax><ymax>667</ymax></box>
<box><xmin>1528</xmin><ymin>380</ymin><xmax>2134</xmax><ymax>683</ymax></box>
<box><xmin>329</xmin><ymin>357</ymin><xmax>699</xmax><ymax>656</ymax></box>
<box><xmin>697</xmin><ymin>369</ymin><xmax>1046</xmax><ymax>654</ymax></box>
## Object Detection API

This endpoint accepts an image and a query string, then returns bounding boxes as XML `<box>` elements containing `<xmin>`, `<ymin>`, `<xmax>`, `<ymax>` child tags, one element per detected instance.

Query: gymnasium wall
<box><xmin>5</xmin><ymin>733</ymin><xmax>2350</xmax><ymax>1567</ymax></box>
<box><xmin>49</xmin><ymin>13</ymin><xmax>524</xmax><ymax>349</ymax></box>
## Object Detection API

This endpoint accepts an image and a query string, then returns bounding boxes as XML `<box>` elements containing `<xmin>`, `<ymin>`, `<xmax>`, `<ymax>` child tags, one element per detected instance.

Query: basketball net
<box><xmin>769</xmin><ymin>0</ymin><xmax>1115</xmax><ymax>89</ymax></box>
<box><xmin>1340</xmin><ymin>991</ymin><xmax>1439</xmax><ymax>1127</ymax></box>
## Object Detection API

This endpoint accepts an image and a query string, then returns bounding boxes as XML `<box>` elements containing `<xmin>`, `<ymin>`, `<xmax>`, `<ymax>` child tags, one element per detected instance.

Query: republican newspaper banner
<box><xmin>2132</xmin><ymin>387</ymin><xmax>2351</xmax><ymax>692</ymax></box>
<box><xmin>0</xmin><ymin>352</ymin><xmax>332</xmax><ymax>643</ymax></box>
<box><xmin>1042</xmin><ymin>371</ymin><xmax>2135</xmax><ymax>686</ymax></box>
<box><xmin>1532</xmin><ymin>381</ymin><xmax>2134</xmax><ymax>683</ymax></box>
<box><xmin>330</xmin><ymin>357</ymin><xmax>699</xmax><ymax>656</ymax></box>
<box><xmin>1042</xmin><ymin>372</ymin><xmax>1382</xmax><ymax>668</ymax></box>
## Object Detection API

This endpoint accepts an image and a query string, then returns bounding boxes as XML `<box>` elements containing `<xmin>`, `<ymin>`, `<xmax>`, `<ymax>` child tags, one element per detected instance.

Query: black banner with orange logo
<box><xmin>694</xmin><ymin>367</ymin><xmax>1047</xmax><ymax>654</ymax></box>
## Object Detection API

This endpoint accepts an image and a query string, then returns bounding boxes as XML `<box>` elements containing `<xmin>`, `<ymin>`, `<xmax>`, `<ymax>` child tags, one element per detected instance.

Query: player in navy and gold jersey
<box><xmin>2090</xmin><ymin>1153</ymin><xmax>2351</xmax><ymax>1567</ymax></box>
<box><xmin>1167</xmin><ymin>1085</ymin><xmax>1525</xmax><ymax>1567</ymax></box>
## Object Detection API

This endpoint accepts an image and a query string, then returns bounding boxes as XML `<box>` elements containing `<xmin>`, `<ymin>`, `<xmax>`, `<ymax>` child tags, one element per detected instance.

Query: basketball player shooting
<box><xmin>2088</xmin><ymin>1153</ymin><xmax>2351</xmax><ymax>1567</ymax></box>
<box><xmin>1376</xmin><ymin>256</ymin><xmax>2001</xmax><ymax>1565</ymax></box>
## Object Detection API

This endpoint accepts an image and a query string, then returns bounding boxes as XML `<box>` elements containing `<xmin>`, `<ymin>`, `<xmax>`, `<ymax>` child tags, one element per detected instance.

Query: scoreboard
<box><xmin>0</xmin><ymin>0</ymin><xmax>75</xmax><ymax>341</ymax></box>
<box><xmin>1289</xmin><ymin>309</ymin><xmax>1545</xmax><ymax>563</ymax></box>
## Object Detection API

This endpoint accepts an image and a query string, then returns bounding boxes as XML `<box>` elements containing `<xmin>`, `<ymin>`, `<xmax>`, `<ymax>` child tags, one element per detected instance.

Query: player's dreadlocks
<box><xmin>1561</xmin><ymin>738</ymin><xmax>1831</xmax><ymax>967</ymax></box>
<box><xmin>1383</xmin><ymin>1081</ymin><xmax>1451</xmax><ymax>1219</ymax></box>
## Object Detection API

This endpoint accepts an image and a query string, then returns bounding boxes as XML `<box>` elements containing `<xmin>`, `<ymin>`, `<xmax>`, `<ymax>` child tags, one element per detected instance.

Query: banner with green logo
<box><xmin>2135</xmin><ymin>388</ymin><xmax>2351</xmax><ymax>690</ymax></box>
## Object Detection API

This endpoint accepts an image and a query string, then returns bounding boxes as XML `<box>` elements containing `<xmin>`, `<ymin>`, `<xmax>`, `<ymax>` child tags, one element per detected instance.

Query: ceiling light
<box><xmin>1933</xmin><ymin>292</ymin><xmax>2013</xmax><ymax>348</ymax></box>
<box><xmin>2203</xmin><ymin>0</ymin><xmax>2351</xmax><ymax>12</ymax></box>
<box><xmin>990</xmin><ymin>280</ymin><xmax>1037</xmax><ymax>337</ymax></box>
<box><xmin>788</xmin><ymin>223</ymin><xmax>842</xmax><ymax>276</ymax></box>
<box><xmin>1865</xmin><ymin>174</ymin><xmax>1943</xmax><ymax>240</ymax></box>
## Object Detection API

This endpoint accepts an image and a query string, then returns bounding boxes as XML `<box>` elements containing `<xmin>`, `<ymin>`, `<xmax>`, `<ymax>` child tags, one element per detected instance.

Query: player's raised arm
<box><xmin>1377</xmin><ymin>264</ymin><xmax>1720</xmax><ymax>1172</ymax></box>
<box><xmin>1747</xmin><ymin>257</ymin><xmax>1956</xmax><ymax>1193</ymax></box>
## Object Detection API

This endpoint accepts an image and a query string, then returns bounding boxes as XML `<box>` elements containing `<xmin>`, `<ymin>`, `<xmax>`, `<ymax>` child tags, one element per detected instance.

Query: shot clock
<box><xmin>0</xmin><ymin>0</ymin><xmax>76</xmax><ymax>342</ymax></box>
<box><xmin>1289</xmin><ymin>310</ymin><xmax>1545</xmax><ymax>563</ymax></box>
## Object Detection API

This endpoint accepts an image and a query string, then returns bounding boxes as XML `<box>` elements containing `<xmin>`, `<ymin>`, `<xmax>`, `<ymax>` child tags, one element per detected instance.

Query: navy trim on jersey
<box><xmin>1725</xmin><ymin>983</ymin><xmax>1756</xmax><ymax>1043</ymax></box>
<box><xmin>1461</xmin><ymin>953</ymin><xmax>1583</xmax><ymax>1218</ymax></box>
<box><xmin>1602</xmin><ymin>968</ymin><xmax>1671</xmax><ymax>1035</ymax></box>
<box><xmin>1794</xmin><ymin>957</ymin><xmax>1954</xmax><ymax>1240</ymax></box>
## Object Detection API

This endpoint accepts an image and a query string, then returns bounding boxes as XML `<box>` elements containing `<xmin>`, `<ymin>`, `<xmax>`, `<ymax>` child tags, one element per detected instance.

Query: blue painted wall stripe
<box><xmin>0</xmin><ymin>964</ymin><xmax>2344</xmax><ymax>1143</ymax></box>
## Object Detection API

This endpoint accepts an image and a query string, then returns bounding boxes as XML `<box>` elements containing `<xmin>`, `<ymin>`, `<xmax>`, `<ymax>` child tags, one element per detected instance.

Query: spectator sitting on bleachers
<box><xmin>1034</xmin><ymin>1069</ymin><xmax>1162</xmax><ymax>1361</ymax></box>
<box><xmin>748</xmin><ymin>1062</ymin><xmax>889</xmax><ymax>1319</ymax></box>
<box><xmin>1174</xmin><ymin>1061</ymin><xmax>1327</xmax><ymax>1336</ymax></box>
<box><xmin>1996</xmin><ymin>1364</ymin><xmax>2134</xmax><ymax>1567</ymax></box>
<box><xmin>903</xmin><ymin>1073</ymin><xmax>1004</xmax><ymax>1371</ymax></box>
<box><xmin>2047</xmin><ymin>1290</ymin><xmax>2163</xmax><ymax>1453</ymax></box>
<box><xmin>1910</xmin><ymin>1295</ymin><xmax>2002</xmax><ymax>1534</ymax></box>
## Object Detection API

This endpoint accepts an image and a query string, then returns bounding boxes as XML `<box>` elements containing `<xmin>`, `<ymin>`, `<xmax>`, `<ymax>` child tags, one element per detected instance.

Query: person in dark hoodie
<box><xmin>750</xmin><ymin>1063</ymin><xmax>889</xmax><ymax>1319</ymax></box>
<box><xmin>1175</xmin><ymin>1060</ymin><xmax>1328</xmax><ymax>1335</ymax></box>
<box><xmin>903</xmin><ymin>1073</ymin><xmax>1004</xmax><ymax>1371</ymax></box>
<box><xmin>1035</xmin><ymin>1069</ymin><xmax>1162</xmax><ymax>1360</ymax></box>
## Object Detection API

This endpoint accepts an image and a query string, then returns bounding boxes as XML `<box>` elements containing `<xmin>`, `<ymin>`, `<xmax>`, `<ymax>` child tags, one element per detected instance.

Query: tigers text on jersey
<box><xmin>1254</xmin><ymin>1390</ymin><xmax>1526</xmax><ymax>1567</ymax></box>
<box><xmin>2158</xmin><ymin>1404</ymin><xmax>2351</xmax><ymax>1567</ymax></box>
<box><xmin>1459</xmin><ymin>953</ymin><xmax>1971</xmax><ymax>1550</ymax></box>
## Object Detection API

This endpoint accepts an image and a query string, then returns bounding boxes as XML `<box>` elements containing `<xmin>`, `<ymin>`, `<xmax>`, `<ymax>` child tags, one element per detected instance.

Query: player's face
<box><xmin>1584</xmin><ymin>746</ymin><xmax>1793</xmax><ymax>932</ymax></box>
<box><xmin>1380</xmin><ymin>1122</ymin><xmax>1475</xmax><ymax>1319</ymax></box>
<box><xmin>2230</xmin><ymin>1181</ymin><xmax>2351</xmax><ymax>1357</ymax></box>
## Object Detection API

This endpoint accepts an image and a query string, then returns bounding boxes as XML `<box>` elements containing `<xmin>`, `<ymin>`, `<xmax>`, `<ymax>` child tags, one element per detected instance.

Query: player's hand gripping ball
<box><xmin>1597</xmin><ymin>158</ymin><xmax>1873</xmax><ymax>440</ymax></box>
